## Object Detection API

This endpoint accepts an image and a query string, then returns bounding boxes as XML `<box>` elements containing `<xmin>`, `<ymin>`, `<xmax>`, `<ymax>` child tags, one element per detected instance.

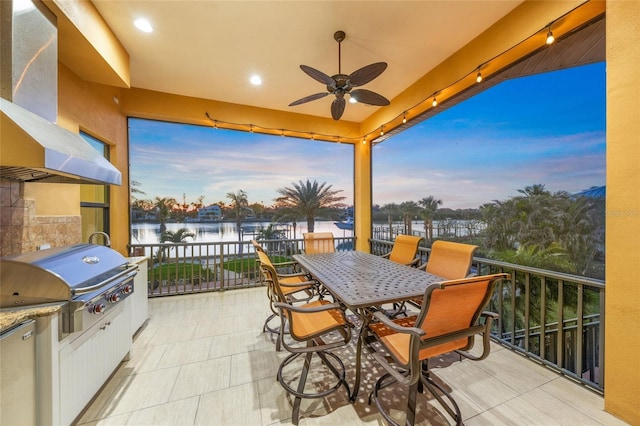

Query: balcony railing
<box><xmin>371</xmin><ymin>238</ymin><xmax>605</xmax><ymax>394</ymax></box>
<box><xmin>130</xmin><ymin>236</ymin><xmax>604</xmax><ymax>393</ymax></box>
<box><xmin>129</xmin><ymin>236</ymin><xmax>355</xmax><ymax>296</ymax></box>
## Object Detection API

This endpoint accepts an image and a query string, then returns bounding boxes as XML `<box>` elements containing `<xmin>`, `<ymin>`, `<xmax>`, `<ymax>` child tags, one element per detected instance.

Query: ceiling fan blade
<box><xmin>349</xmin><ymin>62</ymin><xmax>387</xmax><ymax>87</ymax></box>
<box><xmin>289</xmin><ymin>92</ymin><xmax>329</xmax><ymax>106</ymax></box>
<box><xmin>331</xmin><ymin>97</ymin><xmax>346</xmax><ymax>120</ymax></box>
<box><xmin>300</xmin><ymin>65</ymin><xmax>335</xmax><ymax>86</ymax></box>
<box><xmin>350</xmin><ymin>89</ymin><xmax>390</xmax><ymax>106</ymax></box>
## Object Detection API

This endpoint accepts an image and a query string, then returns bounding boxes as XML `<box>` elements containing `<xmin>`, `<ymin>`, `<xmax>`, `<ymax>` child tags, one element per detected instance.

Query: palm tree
<box><xmin>226</xmin><ymin>190</ymin><xmax>252</xmax><ymax>232</ymax></box>
<box><xmin>418</xmin><ymin>196</ymin><xmax>442</xmax><ymax>243</ymax></box>
<box><xmin>160</xmin><ymin>227</ymin><xmax>196</xmax><ymax>243</ymax></box>
<box><xmin>399</xmin><ymin>201</ymin><xmax>420</xmax><ymax>235</ymax></box>
<box><xmin>153</xmin><ymin>196</ymin><xmax>176</xmax><ymax>233</ymax></box>
<box><xmin>157</xmin><ymin>227</ymin><xmax>195</xmax><ymax>262</ymax></box>
<box><xmin>381</xmin><ymin>203</ymin><xmax>401</xmax><ymax>239</ymax></box>
<box><xmin>275</xmin><ymin>179</ymin><xmax>346</xmax><ymax>232</ymax></box>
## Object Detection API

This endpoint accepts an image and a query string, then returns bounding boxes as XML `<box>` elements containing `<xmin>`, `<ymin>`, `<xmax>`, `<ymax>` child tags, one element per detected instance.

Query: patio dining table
<box><xmin>293</xmin><ymin>250</ymin><xmax>445</xmax><ymax>401</ymax></box>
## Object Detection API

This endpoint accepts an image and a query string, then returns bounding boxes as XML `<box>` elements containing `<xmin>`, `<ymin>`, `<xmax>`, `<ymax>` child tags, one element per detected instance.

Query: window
<box><xmin>80</xmin><ymin>133</ymin><xmax>110</xmax><ymax>242</ymax></box>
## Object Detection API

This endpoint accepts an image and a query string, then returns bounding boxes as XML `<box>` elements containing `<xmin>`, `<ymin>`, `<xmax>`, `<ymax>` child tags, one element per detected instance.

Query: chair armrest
<box><xmin>481</xmin><ymin>311</ymin><xmax>499</xmax><ymax>320</ymax></box>
<box><xmin>277</xmin><ymin>271</ymin><xmax>307</xmax><ymax>278</ymax></box>
<box><xmin>380</xmin><ymin>252</ymin><xmax>391</xmax><ymax>259</ymax></box>
<box><xmin>279</xmin><ymin>279</ymin><xmax>317</xmax><ymax>289</ymax></box>
<box><xmin>272</xmin><ymin>260</ymin><xmax>298</xmax><ymax>268</ymax></box>
<box><xmin>416</xmin><ymin>262</ymin><xmax>427</xmax><ymax>270</ymax></box>
<box><xmin>406</xmin><ymin>257</ymin><xmax>421</xmax><ymax>267</ymax></box>
<box><xmin>371</xmin><ymin>311</ymin><xmax>425</xmax><ymax>337</ymax></box>
<box><xmin>274</xmin><ymin>301</ymin><xmax>342</xmax><ymax>314</ymax></box>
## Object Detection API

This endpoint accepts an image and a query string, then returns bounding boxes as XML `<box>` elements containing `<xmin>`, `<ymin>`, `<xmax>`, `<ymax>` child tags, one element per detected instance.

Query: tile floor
<box><xmin>76</xmin><ymin>287</ymin><xmax>627</xmax><ymax>426</ymax></box>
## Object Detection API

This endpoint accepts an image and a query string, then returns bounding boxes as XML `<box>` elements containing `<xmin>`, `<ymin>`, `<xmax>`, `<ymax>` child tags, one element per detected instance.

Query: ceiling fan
<box><xmin>289</xmin><ymin>30</ymin><xmax>390</xmax><ymax>120</ymax></box>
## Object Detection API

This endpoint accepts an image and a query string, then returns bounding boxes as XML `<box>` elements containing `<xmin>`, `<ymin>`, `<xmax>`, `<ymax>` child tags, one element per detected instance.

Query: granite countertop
<box><xmin>0</xmin><ymin>304</ymin><xmax>62</xmax><ymax>332</ymax></box>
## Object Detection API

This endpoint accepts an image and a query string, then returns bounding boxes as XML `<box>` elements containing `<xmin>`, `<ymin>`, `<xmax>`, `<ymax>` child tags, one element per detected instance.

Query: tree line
<box><xmin>132</xmin><ymin>180</ymin><xmax>605</xmax><ymax>279</ymax></box>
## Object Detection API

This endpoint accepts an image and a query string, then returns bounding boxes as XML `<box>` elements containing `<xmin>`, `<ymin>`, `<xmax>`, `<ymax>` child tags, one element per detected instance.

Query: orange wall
<box><xmin>57</xmin><ymin>64</ymin><xmax>130</xmax><ymax>254</ymax></box>
<box><xmin>604</xmin><ymin>1</ymin><xmax>640</xmax><ymax>423</ymax></box>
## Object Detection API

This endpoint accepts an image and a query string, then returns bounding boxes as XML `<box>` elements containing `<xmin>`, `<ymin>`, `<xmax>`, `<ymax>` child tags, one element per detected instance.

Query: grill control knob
<box><xmin>92</xmin><ymin>303</ymin><xmax>106</xmax><ymax>314</ymax></box>
<box><xmin>122</xmin><ymin>284</ymin><xmax>133</xmax><ymax>295</ymax></box>
<box><xmin>108</xmin><ymin>293</ymin><xmax>120</xmax><ymax>303</ymax></box>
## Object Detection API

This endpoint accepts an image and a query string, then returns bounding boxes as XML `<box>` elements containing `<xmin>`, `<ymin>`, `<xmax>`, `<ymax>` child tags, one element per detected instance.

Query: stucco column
<box><xmin>604</xmin><ymin>1</ymin><xmax>640</xmax><ymax>424</ymax></box>
<box><xmin>353</xmin><ymin>140</ymin><xmax>372</xmax><ymax>252</ymax></box>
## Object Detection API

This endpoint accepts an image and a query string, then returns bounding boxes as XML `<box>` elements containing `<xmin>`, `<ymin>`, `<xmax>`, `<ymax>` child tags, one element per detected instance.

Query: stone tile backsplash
<box><xmin>0</xmin><ymin>179</ymin><xmax>81</xmax><ymax>256</ymax></box>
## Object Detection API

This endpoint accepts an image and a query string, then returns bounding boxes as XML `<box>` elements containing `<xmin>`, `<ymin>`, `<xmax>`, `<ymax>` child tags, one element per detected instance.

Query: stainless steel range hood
<box><xmin>0</xmin><ymin>99</ymin><xmax>122</xmax><ymax>185</ymax></box>
<box><xmin>0</xmin><ymin>0</ymin><xmax>121</xmax><ymax>186</ymax></box>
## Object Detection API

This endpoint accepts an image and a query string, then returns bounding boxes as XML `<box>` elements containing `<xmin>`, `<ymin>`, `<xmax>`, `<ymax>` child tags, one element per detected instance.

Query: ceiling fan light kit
<box><xmin>289</xmin><ymin>30</ymin><xmax>390</xmax><ymax>120</ymax></box>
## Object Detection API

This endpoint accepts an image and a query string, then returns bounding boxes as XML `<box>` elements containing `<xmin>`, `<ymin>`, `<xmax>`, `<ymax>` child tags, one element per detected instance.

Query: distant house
<box><xmin>197</xmin><ymin>205</ymin><xmax>223</xmax><ymax>221</ymax></box>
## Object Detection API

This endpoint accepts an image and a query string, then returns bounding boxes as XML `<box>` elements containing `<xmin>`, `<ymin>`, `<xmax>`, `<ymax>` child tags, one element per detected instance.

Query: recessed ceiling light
<box><xmin>134</xmin><ymin>18</ymin><xmax>153</xmax><ymax>33</ymax></box>
<box><xmin>250</xmin><ymin>75</ymin><xmax>262</xmax><ymax>86</ymax></box>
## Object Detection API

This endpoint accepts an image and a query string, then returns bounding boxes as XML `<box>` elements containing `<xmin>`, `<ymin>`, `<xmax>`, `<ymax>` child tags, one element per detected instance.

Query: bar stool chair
<box><xmin>366</xmin><ymin>273</ymin><xmax>509</xmax><ymax>426</ymax></box>
<box><xmin>257</xmin><ymin>251</ymin><xmax>352</xmax><ymax>425</ymax></box>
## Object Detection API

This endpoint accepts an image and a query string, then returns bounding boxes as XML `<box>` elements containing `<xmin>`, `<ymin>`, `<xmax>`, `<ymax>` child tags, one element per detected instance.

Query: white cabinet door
<box><xmin>58</xmin><ymin>305</ymin><xmax>131</xmax><ymax>425</ymax></box>
<box><xmin>130</xmin><ymin>258</ymin><xmax>149</xmax><ymax>335</ymax></box>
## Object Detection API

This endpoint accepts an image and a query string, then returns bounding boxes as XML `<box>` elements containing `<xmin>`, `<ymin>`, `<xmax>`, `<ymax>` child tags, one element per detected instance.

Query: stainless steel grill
<box><xmin>0</xmin><ymin>244</ymin><xmax>138</xmax><ymax>339</ymax></box>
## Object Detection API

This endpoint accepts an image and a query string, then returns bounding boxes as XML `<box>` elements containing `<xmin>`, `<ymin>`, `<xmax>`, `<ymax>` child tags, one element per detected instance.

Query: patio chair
<box><xmin>381</xmin><ymin>234</ymin><xmax>424</xmax><ymax>266</ymax></box>
<box><xmin>419</xmin><ymin>240</ymin><xmax>478</xmax><ymax>279</ymax></box>
<box><xmin>253</xmin><ymin>242</ymin><xmax>318</xmax><ymax>348</ymax></box>
<box><xmin>366</xmin><ymin>273</ymin><xmax>509</xmax><ymax>426</ymax></box>
<box><xmin>303</xmin><ymin>232</ymin><xmax>335</xmax><ymax>254</ymax></box>
<box><xmin>407</xmin><ymin>240</ymin><xmax>479</xmax><ymax>309</ymax></box>
<box><xmin>258</xmin><ymin>253</ymin><xmax>352</xmax><ymax>425</ymax></box>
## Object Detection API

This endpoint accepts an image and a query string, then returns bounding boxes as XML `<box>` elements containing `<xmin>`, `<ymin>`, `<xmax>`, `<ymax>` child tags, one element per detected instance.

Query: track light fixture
<box><xmin>206</xmin><ymin>15</ymin><xmax>568</xmax><ymax>147</ymax></box>
<box><xmin>546</xmin><ymin>25</ymin><xmax>555</xmax><ymax>45</ymax></box>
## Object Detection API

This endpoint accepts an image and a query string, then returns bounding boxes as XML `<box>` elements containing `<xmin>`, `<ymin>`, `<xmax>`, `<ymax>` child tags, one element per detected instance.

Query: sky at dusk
<box><xmin>130</xmin><ymin>62</ymin><xmax>605</xmax><ymax>210</ymax></box>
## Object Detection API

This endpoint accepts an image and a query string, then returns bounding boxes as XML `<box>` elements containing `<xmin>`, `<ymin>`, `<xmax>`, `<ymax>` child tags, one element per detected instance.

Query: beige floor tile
<box><xmin>230</xmin><ymin>348</ymin><xmax>284</xmax><ymax>387</ymax></box>
<box><xmin>114</xmin><ymin>343</ymin><xmax>168</xmax><ymax>378</ymax></box>
<box><xmin>536</xmin><ymin>379</ymin><xmax>627</xmax><ymax>425</ymax></box>
<box><xmin>194</xmin><ymin>382</ymin><xmax>263</xmax><ymax>426</ymax></box>
<box><xmin>80</xmin><ymin>367</ymin><xmax>181</xmax><ymax>420</ymax></box>
<box><xmin>169</xmin><ymin>356</ymin><xmax>231</xmax><ymax>401</ymax></box>
<box><xmin>76</xmin><ymin>412</ymin><xmax>132</xmax><ymax>426</ymax></box>
<box><xmin>156</xmin><ymin>336</ymin><xmax>213</xmax><ymax>369</ymax></box>
<box><xmin>208</xmin><ymin>329</ymin><xmax>273</xmax><ymax>359</ymax></box>
<box><xmin>126</xmin><ymin>396</ymin><xmax>199</xmax><ymax>425</ymax></box>
<box><xmin>77</xmin><ymin>287</ymin><xmax>627</xmax><ymax>426</ymax></box>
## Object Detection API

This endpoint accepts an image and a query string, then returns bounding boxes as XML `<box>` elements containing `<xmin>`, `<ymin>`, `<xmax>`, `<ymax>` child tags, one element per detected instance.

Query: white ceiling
<box><xmin>92</xmin><ymin>1</ymin><xmax>523</xmax><ymax>122</ymax></box>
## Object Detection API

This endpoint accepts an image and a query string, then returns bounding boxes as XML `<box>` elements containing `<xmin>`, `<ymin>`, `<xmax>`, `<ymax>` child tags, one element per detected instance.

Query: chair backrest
<box><xmin>251</xmin><ymin>239</ymin><xmax>265</xmax><ymax>253</ymax></box>
<box><xmin>256</xmin><ymin>249</ymin><xmax>284</xmax><ymax>298</ymax></box>
<box><xmin>415</xmin><ymin>273</ymin><xmax>508</xmax><ymax>359</ymax></box>
<box><xmin>303</xmin><ymin>232</ymin><xmax>335</xmax><ymax>254</ymax></box>
<box><xmin>388</xmin><ymin>235</ymin><xmax>423</xmax><ymax>265</ymax></box>
<box><xmin>425</xmin><ymin>240</ymin><xmax>478</xmax><ymax>279</ymax></box>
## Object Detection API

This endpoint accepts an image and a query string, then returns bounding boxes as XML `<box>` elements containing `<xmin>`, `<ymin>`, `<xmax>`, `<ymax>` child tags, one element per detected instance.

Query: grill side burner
<box><xmin>0</xmin><ymin>244</ymin><xmax>138</xmax><ymax>339</ymax></box>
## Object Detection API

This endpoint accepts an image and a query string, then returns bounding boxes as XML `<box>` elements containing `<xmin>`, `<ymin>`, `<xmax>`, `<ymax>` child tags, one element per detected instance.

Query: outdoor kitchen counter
<box><xmin>0</xmin><ymin>304</ymin><xmax>62</xmax><ymax>332</ymax></box>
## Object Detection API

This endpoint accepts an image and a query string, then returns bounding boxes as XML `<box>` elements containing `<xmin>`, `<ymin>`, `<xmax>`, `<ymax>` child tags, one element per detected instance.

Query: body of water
<box><xmin>131</xmin><ymin>220</ymin><xmax>354</xmax><ymax>244</ymax></box>
<box><xmin>131</xmin><ymin>219</ymin><xmax>480</xmax><ymax>244</ymax></box>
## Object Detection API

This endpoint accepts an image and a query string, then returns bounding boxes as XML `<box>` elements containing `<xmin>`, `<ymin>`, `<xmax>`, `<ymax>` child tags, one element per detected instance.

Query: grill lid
<box><xmin>0</xmin><ymin>244</ymin><xmax>129</xmax><ymax>308</ymax></box>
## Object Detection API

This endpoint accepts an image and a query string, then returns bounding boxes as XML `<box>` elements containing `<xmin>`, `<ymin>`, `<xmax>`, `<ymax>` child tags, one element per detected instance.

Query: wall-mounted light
<box><xmin>476</xmin><ymin>71</ymin><xmax>483</xmax><ymax>83</ymax></box>
<box><xmin>402</xmin><ymin>112</ymin><xmax>407</xmax><ymax>124</ymax></box>
<box><xmin>380</xmin><ymin>126</ymin><xmax>384</xmax><ymax>136</ymax></box>
<box><xmin>432</xmin><ymin>96</ymin><xmax>438</xmax><ymax>107</ymax></box>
